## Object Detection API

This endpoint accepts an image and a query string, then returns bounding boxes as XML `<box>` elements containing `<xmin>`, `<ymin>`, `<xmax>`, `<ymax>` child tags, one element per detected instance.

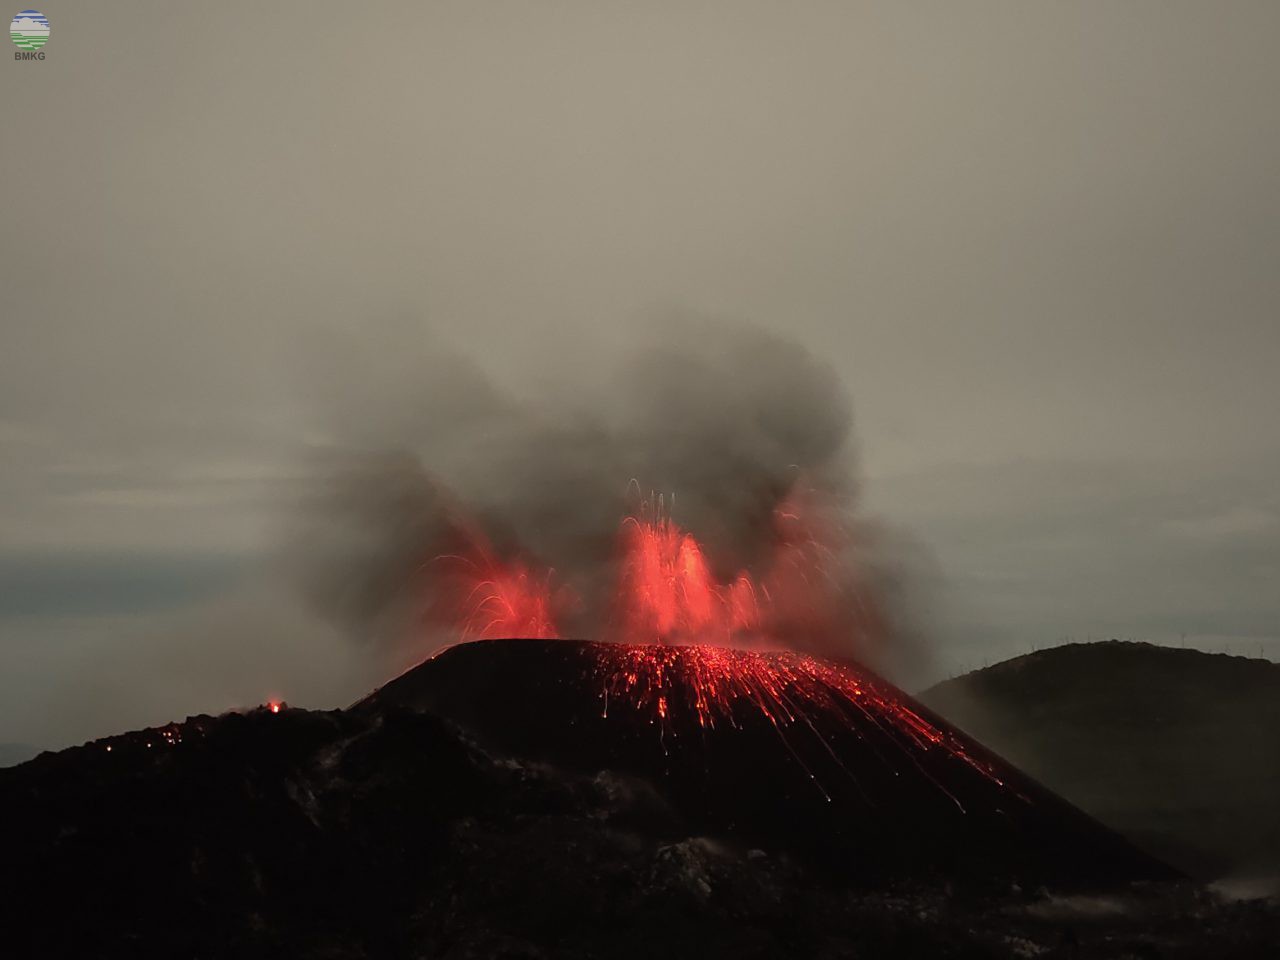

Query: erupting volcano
<box><xmin>0</xmin><ymin>493</ymin><xmax>1183</xmax><ymax>960</ymax></box>
<box><xmin>370</xmin><ymin>491</ymin><xmax>1173</xmax><ymax>882</ymax></box>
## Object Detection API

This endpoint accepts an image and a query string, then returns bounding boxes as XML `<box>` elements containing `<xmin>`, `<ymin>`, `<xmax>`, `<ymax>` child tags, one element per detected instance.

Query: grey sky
<box><xmin>2</xmin><ymin>2</ymin><xmax>1278</xmax><ymax>749</ymax></box>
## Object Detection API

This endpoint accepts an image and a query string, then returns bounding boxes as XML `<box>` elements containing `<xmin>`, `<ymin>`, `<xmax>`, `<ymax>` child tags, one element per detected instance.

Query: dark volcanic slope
<box><xmin>357</xmin><ymin>639</ymin><xmax>1175</xmax><ymax>885</ymax></box>
<box><xmin>10</xmin><ymin>640</ymin><xmax>1239</xmax><ymax>960</ymax></box>
<box><xmin>920</xmin><ymin>641</ymin><xmax>1280</xmax><ymax>877</ymax></box>
<box><xmin>1</xmin><ymin>703</ymin><xmax>1272</xmax><ymax>960</ymax></box>
<box><xmin>6</xmin><ymin>639</ymin><xmax>1274</xmax><ymax>959</ymax></box>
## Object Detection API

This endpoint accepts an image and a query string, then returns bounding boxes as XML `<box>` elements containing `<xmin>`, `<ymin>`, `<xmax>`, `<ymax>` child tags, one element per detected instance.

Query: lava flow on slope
<box><xmin>358</xmin><ymin>638</ymin><xmax>1177</xmax><ymax>884</ymax></box>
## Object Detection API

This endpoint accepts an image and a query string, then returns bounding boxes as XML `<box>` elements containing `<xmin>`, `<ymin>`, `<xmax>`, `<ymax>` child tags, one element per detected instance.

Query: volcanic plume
<box><xmin>287</xmin><ymin>319</ymin><xmax>928</xmax><ymax>678</ymax></box>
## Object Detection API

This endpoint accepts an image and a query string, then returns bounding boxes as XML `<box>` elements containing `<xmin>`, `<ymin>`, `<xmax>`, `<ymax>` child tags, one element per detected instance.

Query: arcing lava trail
<box><xmin>594</xmin><ymin>643</ymin><xmax>1008</xmax><ymax>803</ymax></box>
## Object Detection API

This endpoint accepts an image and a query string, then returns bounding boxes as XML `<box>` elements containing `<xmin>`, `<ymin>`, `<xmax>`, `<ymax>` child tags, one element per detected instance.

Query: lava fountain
<box><xmin>611</xmin><ymin>494</ymin><xmax>762</xmax><ymax>646</ymax></box>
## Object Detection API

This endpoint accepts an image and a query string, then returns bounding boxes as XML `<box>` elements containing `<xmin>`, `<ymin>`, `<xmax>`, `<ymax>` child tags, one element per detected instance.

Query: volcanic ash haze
<box><xmin>285</xmin><ymin>318</ymin><xmax>933</xmax><ymax>678</ymax></box>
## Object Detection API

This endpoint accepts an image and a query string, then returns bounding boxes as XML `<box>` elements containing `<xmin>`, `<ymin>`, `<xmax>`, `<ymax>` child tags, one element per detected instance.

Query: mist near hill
<box><xmin>921</xmin><ymin>640</ymin><xmax>1280</xmax><ymax>878</ymax></box>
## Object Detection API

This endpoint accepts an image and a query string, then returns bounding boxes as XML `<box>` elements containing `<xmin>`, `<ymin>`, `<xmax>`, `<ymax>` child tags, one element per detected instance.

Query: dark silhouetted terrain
<box><xmin>358</xmin><ymin>640</ymin><xmax>1173</xmax><ymax>885</ymax></box>
<box><xmin>921</xmin><ymin>641</ymin><xmax>1280</xmax><ymax>878</ymax></box>
<box><xmin>1</xmin><ymin>639</ymin><xmax>1275</xmax><ymax>958</ymax></box>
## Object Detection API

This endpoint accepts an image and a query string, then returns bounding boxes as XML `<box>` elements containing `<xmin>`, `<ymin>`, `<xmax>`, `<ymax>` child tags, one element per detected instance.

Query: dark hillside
<box><xmin>920</xmin><ymin>641</ymin><xmax>1280</xmax><ymax>877</ymax></box>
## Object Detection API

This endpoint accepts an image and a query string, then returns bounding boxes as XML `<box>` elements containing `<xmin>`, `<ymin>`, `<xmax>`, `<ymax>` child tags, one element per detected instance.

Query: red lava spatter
<box><xmin>590</xmin><ymin>643</ymin><xmax>1011</xmax><ymax>808</ymax></box>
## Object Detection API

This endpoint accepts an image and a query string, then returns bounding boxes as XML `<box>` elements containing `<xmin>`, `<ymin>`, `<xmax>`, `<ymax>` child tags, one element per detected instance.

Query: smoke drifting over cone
<box><xmin>285</xmin><ymin>318</ymin><xmax>930</xmax><ymax>676</ymax></box>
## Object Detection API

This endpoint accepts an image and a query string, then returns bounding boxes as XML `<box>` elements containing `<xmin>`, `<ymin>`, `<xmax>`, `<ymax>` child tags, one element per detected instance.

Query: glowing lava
<box><xmin>431</xmin><ymin>528</ymin><xmax>565</xmax><ymax>642</ymax></box>
<box><xmin>427</xmin><ymin>486</ymin><xmax>875</xmax><ymax>654</ymax></box>
<box><xmin>595</xmin><ymin>642</ymin><xmax>1007</xmax><ymax>802</ymax></box>
<box><xmin>613</xmin><ymin>497</ymin><xmax>760</xmax><ymax>645</ymax></box>
<box><xmin>456</xmin><ymin>558</ymin><xmax>560</xmax><ymax>641</ymax></box>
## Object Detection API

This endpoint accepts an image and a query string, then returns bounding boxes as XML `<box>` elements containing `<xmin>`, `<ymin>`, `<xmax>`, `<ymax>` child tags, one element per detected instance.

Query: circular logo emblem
<box><xmin>10</xmin><ymin>9</ymin><xmax>49</xmax><ymax>50</ymax></box>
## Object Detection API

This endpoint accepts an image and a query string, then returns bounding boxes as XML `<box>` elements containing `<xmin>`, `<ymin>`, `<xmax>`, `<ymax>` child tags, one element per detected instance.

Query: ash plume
<box><xmin>282</xmin><ymin>316</ymin><xmax>931</xmax><ymax>678</ymax></box>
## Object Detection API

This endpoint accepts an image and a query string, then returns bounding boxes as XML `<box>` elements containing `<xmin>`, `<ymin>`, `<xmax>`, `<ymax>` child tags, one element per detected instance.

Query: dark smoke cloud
<box><xmin>282</xmin><ymin>316</ymin><xmax>932</xmax><ymax>679</ymax></box>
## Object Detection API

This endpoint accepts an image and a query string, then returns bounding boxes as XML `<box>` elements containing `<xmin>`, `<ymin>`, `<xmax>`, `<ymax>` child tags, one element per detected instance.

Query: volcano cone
<box><xmin>358</xmin><ymin>638</ymin><xmax>1177</xmax><ymax>884</ymax></box>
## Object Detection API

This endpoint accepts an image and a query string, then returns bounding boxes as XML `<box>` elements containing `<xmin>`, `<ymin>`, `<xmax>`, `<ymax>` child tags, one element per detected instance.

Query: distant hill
<box><xmin>920</xmin><ymin>641</ymin><xmax>1280</xmax><ymax>877</ymax></box>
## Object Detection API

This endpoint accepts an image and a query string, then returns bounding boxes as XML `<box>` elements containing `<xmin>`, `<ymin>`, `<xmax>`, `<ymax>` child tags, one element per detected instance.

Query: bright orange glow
<box><xmin>612</xmin><ymin>498</ymin><xmax>760</xmax><ymax>644</ymax></box>
<box><xmin>425</xmin><ymin>485</ymin><xmax>889</xmax><ymax>658</ymax></box>
<box><xmin>457</xmin><ymin>560</ymin><xmax>559</xmax><ymax>641</ymax></box>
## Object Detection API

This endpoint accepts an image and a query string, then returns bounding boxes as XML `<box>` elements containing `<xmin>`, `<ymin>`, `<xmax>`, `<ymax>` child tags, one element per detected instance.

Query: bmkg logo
<box><xmin>11</xmin><ymin>8</ymin><xmax>48</xmax><ymax>59</ymax></box>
